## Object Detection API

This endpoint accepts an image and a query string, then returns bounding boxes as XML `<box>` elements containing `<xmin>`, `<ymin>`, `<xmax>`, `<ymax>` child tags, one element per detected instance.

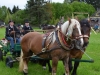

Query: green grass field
<box><xmin>0</xmin><ymin>27</ymin><xmax>100</xmax><ymax>75</ymax></box>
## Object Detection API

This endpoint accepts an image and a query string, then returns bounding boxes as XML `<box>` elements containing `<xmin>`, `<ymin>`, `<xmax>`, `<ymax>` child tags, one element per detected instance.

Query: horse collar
<box><xmin>55</xmin><ymin>30</ymin><xmax>70</xmax><ymax>50</ymax></box>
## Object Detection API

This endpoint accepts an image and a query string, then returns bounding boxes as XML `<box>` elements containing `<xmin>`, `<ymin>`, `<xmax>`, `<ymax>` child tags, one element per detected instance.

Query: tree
<box><xmin>0</xmin><ymin>6</ymin><xmax>8</xmax><ymax>21</ymax></box>
<box><xmin>71</xmin><ymin>1</ymin><xmax>95</xmax><ymax>15</ymax></box>
<box><xmin>26</xmin><ymin>0</ymin><xmax>52</xmax><ymax>26</ymax></box>
<box><xmin>12</xmin><ymin>10</ymin><xmax>27</xmax><ymax>24</ymax></box>
<box><xmin>16</xmin><ymin>6</ymin><xmax>19</xmax><ymax>11</ymax></box>
<box><xmin>85</xmin><ymin>0</ymin><xmax>100</xmax><ymax>10</ymax></box>
<box><xmin>12</xmin><ymin>5</ymin><xmax>18</xmax><ymax>14</ymax></box>
<box><xmin>64</xmin><ymin>0</ymin><xmax>72</xmax><ymax>3</ymax></box>
<box><xmin>72</xmin><ymin>0</ymin><xmax>100</xmax><ymax>10</ymax></box>
<box><xmin>8</xmin><ymin>7</ymin><xmax>12</xmax><ymax>14</ymax></box>
<box><xmin>5</xmin><ymin>9</ymin><xmax>12</xmax><ymax>24</ymax></box>
<box><xmin>51</xmin><ymin>1</ymin><xmax>95</xmax><ymax>24</ymax></box>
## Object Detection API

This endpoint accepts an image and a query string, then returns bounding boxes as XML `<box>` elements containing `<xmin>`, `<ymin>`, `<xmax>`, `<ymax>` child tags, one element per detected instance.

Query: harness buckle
<box><xmin>42</xmin><ymin>48</ymin><xmax>46</xmax><ymax>52</ymax></box>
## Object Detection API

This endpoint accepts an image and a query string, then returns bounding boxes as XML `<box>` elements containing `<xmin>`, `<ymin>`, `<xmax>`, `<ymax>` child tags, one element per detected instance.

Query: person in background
<box><xmin>5</xmin><ymin>20</ymin><xmax>20</xmax><ymax>52</ymax></box>
<box><xmin>93</xmin><ymin>23</ymin><xmax>99</xmax><ymax>31</ymax></box>
<box><xmin>22</xmin><ymin>19</ymin><xmax>34</xmax><ymax>35</ymax></box>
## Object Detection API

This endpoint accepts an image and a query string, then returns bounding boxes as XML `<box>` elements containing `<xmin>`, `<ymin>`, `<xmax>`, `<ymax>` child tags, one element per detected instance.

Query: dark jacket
<box><xmin>22</xmin><ymin>25</ymin><xmax>33</xmax><ymax>35</ymax></box>
<box><xmin>5</xmin><ymin>25</ymin><xmax>20</xmax><ymax>38</ymax></box>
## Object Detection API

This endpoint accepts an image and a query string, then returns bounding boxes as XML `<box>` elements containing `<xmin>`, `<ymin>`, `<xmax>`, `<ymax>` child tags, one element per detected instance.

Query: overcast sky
<box><xmin>0</xmin><ymin>0</ymin><xmax>64</xmax><ymax>9</ymax></box>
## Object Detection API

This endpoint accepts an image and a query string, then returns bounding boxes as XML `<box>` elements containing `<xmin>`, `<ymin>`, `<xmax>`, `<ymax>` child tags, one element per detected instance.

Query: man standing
<box><xmin>22</xmin><ymin>19</ymin><xmax>34</xmax><ymax>35</ymax></box>
<box><xmin>5</xmin><ymin>20</ymin><xmax>20</xmax><ymax>51</ymax></box>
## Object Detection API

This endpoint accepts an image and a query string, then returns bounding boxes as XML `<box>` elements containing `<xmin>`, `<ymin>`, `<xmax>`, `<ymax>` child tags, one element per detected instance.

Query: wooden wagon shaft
<box><xmin>71</xmin><ymin>58</ymin><xmax>94</xmax><ymax>63</ymax></box>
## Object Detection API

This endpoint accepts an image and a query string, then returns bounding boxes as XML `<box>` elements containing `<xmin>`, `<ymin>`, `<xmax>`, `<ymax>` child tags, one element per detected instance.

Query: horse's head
<box><xmin>61</xmin><ymin>19</ymin><xmax>84</xmax><ymax>50</ymax></box>
<box><xmin>80</xmin><ymin>19</ymin><xmax>91</xmax><ymax>48</ymax></box>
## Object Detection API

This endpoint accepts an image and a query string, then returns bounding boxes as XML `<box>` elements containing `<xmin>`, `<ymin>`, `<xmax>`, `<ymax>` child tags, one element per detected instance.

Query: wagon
<box><xmin>0</xmin><ymin>40</ymin><xmax>21</xmax><ymax>68</ymax></box>
<box><xmin>0</xmin><ymin>30</ymin><xmax>53</xmax><ymax>68</ymax></box>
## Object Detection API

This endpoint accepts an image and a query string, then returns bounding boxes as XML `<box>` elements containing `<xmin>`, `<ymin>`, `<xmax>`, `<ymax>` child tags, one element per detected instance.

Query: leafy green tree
<box><xmin>12</xmin><ymin>10</ymin><xmax>27</xmax><ymax>24</ymax></box>
<box><xmin>71</xmin><ymin>1</ymin><xmax>95</xmax><ymax>15</ymax></box>
<box><xmin>51</xmin><ymin>1</ymin><xmax>95</xmax><ymax>24</ymax></box>
<box><xmin>51</xmin><ymin>3</ymin><xmax>74</xmax><ymax>20</ymax></box>
<box><xmin>26</xmin><ymin>0</ymin><xmax>52</xmax><ymax>26</ymax></box>
<box><xmin>0</xmin><ymin>6</ymin><xmax>8</xmax><ymax>21</ymax></box>
<box><xmin>72</xmin><ymin>0</ymin><xmax>100</xmax><ymax>10</ymax></box>
<box><xmin>5</xmin><ymin>9</ymin><xmax>12</xmax><ymax>24</ymax></box>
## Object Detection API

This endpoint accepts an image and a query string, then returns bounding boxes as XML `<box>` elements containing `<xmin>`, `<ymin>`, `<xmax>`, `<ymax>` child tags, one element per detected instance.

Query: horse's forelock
<box><xmin>67</xmin><ymin>19</ymin><xmax>80</xmax><ymax>36</ymax></box>
<box><xmin>80</xmin><ymin>19</ymin><xmax>90</xmax><ymax>28</ymax></box>
<box><xmin>74</xmin><ymin>19</ymin><xmax>84</xmax><ymax>46</ymax></box>
<box><xmin>61</xmin><ymin>19</ymin><xmax>82</xmax><ymax>37</ymax></box>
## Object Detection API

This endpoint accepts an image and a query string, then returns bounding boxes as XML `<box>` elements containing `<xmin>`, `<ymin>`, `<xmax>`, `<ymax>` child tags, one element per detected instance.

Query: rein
<box><xmin>72</xmin><ymin>35</ymin><xmax>89</xmax><ymax>40</ymax></box>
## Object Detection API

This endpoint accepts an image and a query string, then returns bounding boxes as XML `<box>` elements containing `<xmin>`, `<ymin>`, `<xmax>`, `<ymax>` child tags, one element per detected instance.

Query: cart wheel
<box><xmin>5</xmin><ymin>56</ymin><xmax>13</xmax><ymax>68</ymax></box>
<box><xmin>0</xmin><ymin>50</ymin><xmax>3</xmax><ymax>61</ymax></box>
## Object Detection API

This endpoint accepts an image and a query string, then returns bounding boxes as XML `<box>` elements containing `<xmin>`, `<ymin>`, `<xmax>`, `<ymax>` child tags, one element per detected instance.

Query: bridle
<box><xmin>71</xmin><ymin>34</ymin><xmax>89</xmax><ymax>40</ymax></box>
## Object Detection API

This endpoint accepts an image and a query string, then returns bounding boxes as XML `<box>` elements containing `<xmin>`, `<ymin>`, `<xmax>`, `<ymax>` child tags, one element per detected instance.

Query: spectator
<box><xmin>5</xmin><ymin>20</ymin><xmax>20</xmax><ymax>52</ymax></box>
<box><xmin>22</xmin><ymin>19</ymin><xmax>34</xmax><ymax>35</ymax></box>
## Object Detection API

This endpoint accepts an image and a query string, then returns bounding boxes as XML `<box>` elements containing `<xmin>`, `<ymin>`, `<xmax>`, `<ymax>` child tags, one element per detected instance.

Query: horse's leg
<box><xmin>63</xmin><ymin>57</ymin><xmax>70</xmax><ymax>75</ymax></box>
<box><xmin>23</xmin><ymin>51</ymin><xmax>33</xmax><ymax>75</ymax></box>
<box><xmin>41</xmin><ymin>59</ymin><xmax>47</xmax><ymax>70</ymax></box>
<box><xmin>52</xmin><ymin>57</ymin><xmax>59</xmax><ymax>75</ymax></box>
<box><xmin>23</xmin><ymin>58</ymin><xmax>29</xmax><ymax>75</ymax></box>
<box><xmin>19</xmin><ymin>50</ymin><xmax>32</xmax><ymax>75</ymax></box>
<box><xmin>68</xmin><ymin>57</ymin><xmax>73</xmax><ymax>72</ymax></box>
<box><xmin>47</xmin><ymin>60</ymin><xmax>52</xmax><ymax>72</ymax></box>
<box><xmin>71</xmin><ymin>59</ymin><xmax>80</xmax><ymax>75</ymax></box>
<box><xmin>41</xmin><ymin>59</ymin><xmax>52</xmax><ymax>72</ymax></box>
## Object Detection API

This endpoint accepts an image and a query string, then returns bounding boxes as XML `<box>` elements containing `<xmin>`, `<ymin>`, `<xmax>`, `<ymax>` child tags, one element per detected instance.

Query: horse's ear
<box><xmin>87</xmin><ymin>18</ymin><xmax>91</xmax><ymax>23</ymax></box>
<box><xmin>75</xmin><ymin>16</ymin><xmax>79</xmax><ymax>21</ymax></box>
<box><xmin>68</xmin><ymin>18</ymin><xmax>71</xmax><ymax>25</ymax></box>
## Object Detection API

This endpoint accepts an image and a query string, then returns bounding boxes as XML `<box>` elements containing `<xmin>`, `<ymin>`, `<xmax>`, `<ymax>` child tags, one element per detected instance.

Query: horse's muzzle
<box><xmin>83</xmin><ymin>41</ymin><xmax>89</xmax><ymax>48</ymax></box>
<box><xmin>72</xmin><ymin>39</ymin><xmax>83</xmax><ymax>50</ymax></box>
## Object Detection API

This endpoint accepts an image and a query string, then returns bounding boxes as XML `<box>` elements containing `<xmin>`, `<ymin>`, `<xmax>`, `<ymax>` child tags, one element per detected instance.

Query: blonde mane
<box><xmin>61</xmin><ymin>19</ymin><xmax>81</xmax><ymax>37</ymax></box>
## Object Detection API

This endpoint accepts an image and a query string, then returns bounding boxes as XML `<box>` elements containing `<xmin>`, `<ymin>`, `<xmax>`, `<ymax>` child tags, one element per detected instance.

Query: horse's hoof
<box><xmin>23</xmin><ymin>71</ymin><xmax>28</xmax><ymax>75</ymax></box>
<box><xmin>71</xmin><ymin>73</ymin><xmax>76</xmax><ymax>75</ymax></box>
<box><xmin>43</xmin><ymin>66</ymin><xmax>46</xmax><ymax>70</ymax></box>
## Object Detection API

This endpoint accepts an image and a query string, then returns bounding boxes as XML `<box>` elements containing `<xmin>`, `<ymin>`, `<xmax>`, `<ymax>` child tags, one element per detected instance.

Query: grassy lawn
<box><xmin>0</xmin><ymin>27</ymin><xmax>100</xmax><ymax>75</ymax></box>
<box><xmin>0</xmin><ymin>28</ymin><xmax>5</xmax><ymax>39</ymax></box>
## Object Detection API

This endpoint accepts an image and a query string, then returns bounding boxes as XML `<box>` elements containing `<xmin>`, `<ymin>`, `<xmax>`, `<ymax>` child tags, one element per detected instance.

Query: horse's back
<box><xmin>21</xmin><ymin>32</ymin><xmax>43</xmax><ymax>53</ymax></box>
<box><xmin>21</xmin><ymin>32</ymin><xmax>43</xmax><ymax>40</ymax></box>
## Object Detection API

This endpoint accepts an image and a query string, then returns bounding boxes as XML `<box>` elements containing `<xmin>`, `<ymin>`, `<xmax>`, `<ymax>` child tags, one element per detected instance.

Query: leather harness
<box><xmin>36</xmin><ymin>29</ymin><xmax>71</xmax><ymax>56</ymax></box>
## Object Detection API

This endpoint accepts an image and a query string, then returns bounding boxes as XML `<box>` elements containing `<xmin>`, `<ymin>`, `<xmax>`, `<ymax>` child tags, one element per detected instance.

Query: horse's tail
<box><xmin>19</xmin><ymin>49</ymin><xmax>24</xmax><ymax>72</ymax></box>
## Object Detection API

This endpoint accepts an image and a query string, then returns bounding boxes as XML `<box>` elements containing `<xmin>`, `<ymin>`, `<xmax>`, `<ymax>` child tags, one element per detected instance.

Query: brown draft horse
<box><xmin>19</xmin><ymin>19</ymin><xmax>84</xmax><ymax>75</ymax></box>
<box><xmin>36</xmin><ymin>19</ymin><xmax>91</xmax><ymax>73</ymax></box>
<box><xmin>69</xmin><ymin>19</ymin><xmax>91</xmax><ymax>75</ymax></box>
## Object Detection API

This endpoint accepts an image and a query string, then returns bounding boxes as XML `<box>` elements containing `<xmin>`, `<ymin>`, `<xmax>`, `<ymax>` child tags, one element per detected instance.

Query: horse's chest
<box><xmin>50</xmin><ymin>50</ymin><xmax>70</xmax><ymax>59</ymax></box>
